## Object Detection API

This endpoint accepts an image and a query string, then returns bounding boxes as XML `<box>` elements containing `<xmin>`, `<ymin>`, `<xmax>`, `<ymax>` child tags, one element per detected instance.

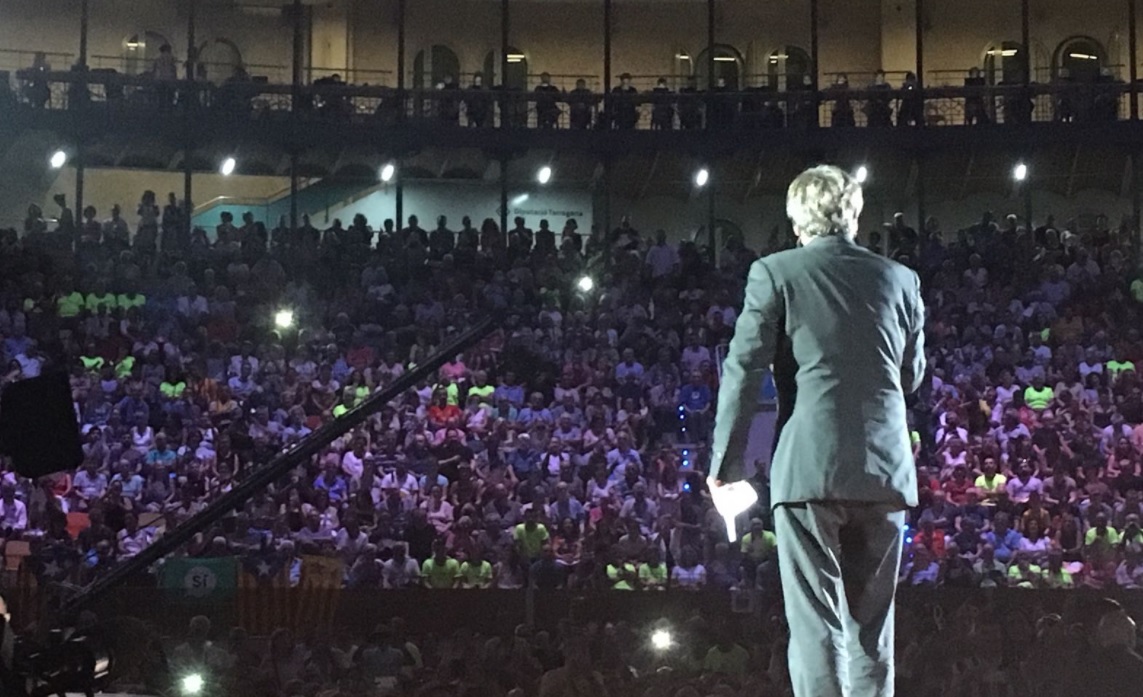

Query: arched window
<box><xmin>412</xmin><ymin>45</ymin><xmax>461</xmax><ymax>89</ymax></box>
<box><xmin>694</xmin><ymin>44</ymin><xmax>744</xmax><ymax>91</ymax></box>
<box><xmin>767</xmin><ymin>46</ymin><xmax>812</xmax><ymax>91</ymax></box>
<box><xmin>196</xmin><ymin>38</ymin><xmax>244</xmax><ymax>82</ymax></box>
<box><xmin>483</xmin><ymin>47</ymin><xmax>527</xmax><ymax>89</ymax></box>
<box><xmin>122</xmin><ymin>31</ymin><xmax>174</xmax><ymax>76</ymax></box>
<box><xmin>1053</xmin><ymin>36</ymin><xmax>1108</xmax><ymax>82</ymax></box>
<box><xmin>982</xmin><ymin>41</ymin><xmax>1027</xmax><ymax>85</ymax></box>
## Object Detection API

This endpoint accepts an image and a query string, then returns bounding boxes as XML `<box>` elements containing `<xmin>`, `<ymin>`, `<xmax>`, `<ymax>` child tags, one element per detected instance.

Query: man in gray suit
<box><xmin>709</xmin><ymin>165</ymin><xmax>925</xmax><ymax>697</ymax></box>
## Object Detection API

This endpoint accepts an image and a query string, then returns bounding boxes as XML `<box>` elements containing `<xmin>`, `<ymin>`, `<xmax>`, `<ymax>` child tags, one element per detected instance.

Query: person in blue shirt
<box><xmin>313</xmin><ymin>462</ymin><xmax>349</xmax><ymax>503</ymax></box>
<box><xmin>509</xmin><ymin>435</ymin><xmax>542</xmax><ymax>478</ymax></box>
<box><xmin>518</xmin><ymin>392</ymin><xmax>554</xmax><ymax>427</ymax></box>
<box><xmin>145</xmin><ymin>434</ymin><xmax>177</xmax><ymax>468</ymax></box>
<box><xmin>983</xmin><ymin>512</ymin><xmax>1024</xmax><ymax>564</ymax></box>
<box><xmin>495</xmin><ymin>371</ymin><xmax>525</xmax><ymax>407</ymax></box>
<box><xmin>678</xmin><ymin>370</ymin><xmax>713</xmax><ymax>440</ymax></box>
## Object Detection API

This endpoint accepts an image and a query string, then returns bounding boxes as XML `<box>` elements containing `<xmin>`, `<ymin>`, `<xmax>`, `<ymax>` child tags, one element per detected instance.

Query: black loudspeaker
<box><xmin>0</xmin><ymin>372</ymin><xmax>83</xmax><ymax>479</ymax></box>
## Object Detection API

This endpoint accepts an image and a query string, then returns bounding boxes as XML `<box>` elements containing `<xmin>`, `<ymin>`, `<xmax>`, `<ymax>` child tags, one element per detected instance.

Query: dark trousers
<box><xmin>774</xmin><ymin>501</ymin><xmax>904</xmax><ymax>697</ymax></box>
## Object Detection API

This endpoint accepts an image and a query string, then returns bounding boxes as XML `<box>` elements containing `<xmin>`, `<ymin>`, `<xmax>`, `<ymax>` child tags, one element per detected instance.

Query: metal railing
<box><xmin>6</xmin><ymin>68</ymin><xmax>1139</xmax><ymax>131</ymax></box>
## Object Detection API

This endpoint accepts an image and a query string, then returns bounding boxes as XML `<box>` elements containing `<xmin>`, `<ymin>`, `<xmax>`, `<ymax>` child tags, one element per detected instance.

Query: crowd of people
<box><xmin>1</xmin><ymin>187</ymin><xmax>1143</xmax><ymax>605</ymax></box>
<box><xmin>2</xmin><ymin>193</ymin><xmax>1143</xmax><ymax>599</ymax></box>
<box><xmin>95</xmin><ymin>591</ymin><xmax>1143</xmax><ymax>697</ymax></box>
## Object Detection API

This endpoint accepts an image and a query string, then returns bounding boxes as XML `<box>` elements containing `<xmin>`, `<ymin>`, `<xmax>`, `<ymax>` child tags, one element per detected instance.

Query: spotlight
<box><xmin>576</xmin><ymin>275</ymin><xmax>594</xmax><ymax>292</ymax></box>
<box><xmin>274</xmin><ymin>309</ymin><xmax>295</xmax><ymax>329</ymax></box>
<box><xmin>181</xmin><ymin>673</ymin><xmax>205</xmax><ymax>695</ymax></box>
<box><xmin>512</xmin><ymin>193</ymin><xmax>530</xmax><ymax>205</ymax></box>
<box><xmin>50</xmin><ymin>150</ymin><xmax>68</xmax><ymax>169</ymax></box>
<box><xmin>651</xmin><ymin>629</ymin><xmax>673</xmax><ymax>651</ymax></box>
<box><xmin>220</xmin><ymin>157</ymin><xmax>237</xmax><ymax>176</ymax></box>
<box><xmin>380</xmin><ymin>162</ymin><xmax>396</xmax><ymax>183</ymax></box>
<box><xmin>537</xmin><ymin>165</ymin><xmax>553</xmax><ymax>185</ymax></box>
<box><xmin>855</xmin><ymin>165</ymin><xmax>869</xmax><ymax>184</ymax></box>
<box><xmin>1013</xmin><ymin>162</ymin><xmax>1028</xmax><ymax>182</ymax></box>
<box><xmin>694</xmin><ymin>167</ymin><xmax>709</xmax><ymax>188</ymax></box>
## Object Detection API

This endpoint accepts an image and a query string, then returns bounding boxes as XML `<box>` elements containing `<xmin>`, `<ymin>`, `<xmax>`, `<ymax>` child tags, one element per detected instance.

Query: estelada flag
<box><xmin>293</xmin><ymin>555</ymin><xmax>343</xmax><ymax>634</ymax></box>
<box><xmin>237</xmin><ymin>551</ymin><xmax>292</xmax><ymax>635</ymax></box>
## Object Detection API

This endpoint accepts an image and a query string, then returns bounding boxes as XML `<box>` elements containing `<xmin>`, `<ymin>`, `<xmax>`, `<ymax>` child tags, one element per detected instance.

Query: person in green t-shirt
<box><xmin>1107</xmin><ymin>358</ymin><xmax>1137</xmax><ymax>379</ymax></box>
<box><xmin>421</xmin><ymin>540</ymin><xmax>460</xmax><ymax>589</ymax></box>
<box><xmin>1007</xmin><ymin>553</ymin><xmax>1042</xmax><ymax>588</ymax></box>
<box><xmin>1085</xmin><ymin>515</ymin><xmax>1122</xmax><ymax>547</ymax></box>
<box><xmin>607</xmin><ymin>559</ymin><xmax>638</xmax><ymax>590</ymax></box>
<box><xmin>974</xmin><ymin>458</ymin><xmax>1008</xmax><ymax>503</ymax></box>
<box><xmin>513</xmin><ymin>508</ymin><xmax>550</xmax><ymax>561</ymax></box>
<box><xmin>459</xmin><ymin>552</ymin><xmax>493</xmax><ymax>589</ymax></box>
<box><xmin>1041</xmin><ymin>551</ymin><xmax>1074</xmax><ymax>589</ymax></box>
<box><xmin>56</xmin><ymin>281</ymin><xmax>85</xmax><ymax>319</ymax></box>
<box><xmin>637</xmin><ymin>548</ymin><xmax>668</xmax><ymax>590</ymax></box>
<box><xmin>85</xmin><ymin>281</ymin><xmax>117</xmax><ymax>314</ymax></box>
<box><xmin>1024</xmin><ymin>376</ymin><xmax>1054</xmax><ymax>411</ymax></box>
<box><xmin>468</xmin><ymin>370</ymin><xmax>495</xmax><ymax>404</ymax></box>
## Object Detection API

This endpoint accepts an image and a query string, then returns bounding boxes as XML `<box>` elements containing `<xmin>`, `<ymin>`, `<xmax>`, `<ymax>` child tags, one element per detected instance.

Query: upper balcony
<box><xmin>4</xmin><ymin>67</ymin><xmax>1143</xmax><ymax>157</ymax></box>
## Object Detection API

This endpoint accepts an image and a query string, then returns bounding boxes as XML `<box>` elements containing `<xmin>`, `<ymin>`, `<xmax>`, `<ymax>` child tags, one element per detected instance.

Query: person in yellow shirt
<box><xmin>458</xmin><ymin>552</ymin><xmax>493</xmax><ymax>589</ymax></box>
<box><xmin>85</xmin><ymin>281</ymin><xmax>117</xmax><ymax>314</ymax></box>
<box><xmin>975</xmin><ymin>458</ymin><xmax>1008</xmax><ymax>504</ymax></box>
<box><xmin>1023</xmin><ymin>375</ymin><xmax>1054</xmax><ymax>411</ymax></box>
<box><xmin>740</xmin><ymin>518</ymin><xmax>778</xmax><ymax>584</ymax></box>
<box><xmin>421</xmin><ymin>540</ymin><xmax>460</xmax><ymax>589</ymax></box>
<box><xmin>1041</xmin><ymin>551</ymin><xmax>1074</xmax><ymax>589</ymax></box>
<box><xmin>56</xmin><ymin>280</ymin><xmax>85</xmax><ymax>319</ymax></box>
<box><xmin>637</xmin><ymin>548</ymin><xmax>668</xmax><ymax>590</ymax></box>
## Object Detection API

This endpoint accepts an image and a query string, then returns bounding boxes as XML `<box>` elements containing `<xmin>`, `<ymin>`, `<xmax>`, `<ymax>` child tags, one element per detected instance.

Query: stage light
<box><xmin>380</xmin><ymin>162</ymin><xmax>396</xmax><ymax>183</ymax></box>
<box><xmin>274</xmin><ymin>309</ymin><xmax>295</xmax><ymax>329</ymax></box>
<box><xmin>576</xmin><ymin>275</ymin><xmax>594</xmax><ymax>292</ymax></box>
<box><xmin>220</xmin><ymin>157</ymin><xmax>237</xmax><ymax>176</ymax></box>
<box><xmin>651</xmin><ymin>629</ymin><xmax>673</xmax><ymax>651</ymax></box>
<box><xmin>694</xmin><ymin>168</ymin><xmax>709</xmax><ymax>188</ymax></box>
<box><xmin>512</xmin><ymin>193</ymin><xmax>530</xmax><ymax>205</ymax></box>
<box><xmin>50</xmin><ymin>150</ymin><xmax>68</xmax><ymax>169</ymax></box>
<box><xmin>537</xmin><ymin>165</ymin><xmax>552</xmax><ymax>185</ymax></box>
<box><xmin>1013</xmin><ymin>162</ymin><xmax>1028</xmax><ymax>182</ymax></box>
<box><xmin>181</xmin><ymin>673</ymin><xmax>205</xmax><ymax>695</ymax></box>
<box><xmin>855</xmin><ymin>165</ymin><xmax>869</xmax><ymax>184</ymax></box>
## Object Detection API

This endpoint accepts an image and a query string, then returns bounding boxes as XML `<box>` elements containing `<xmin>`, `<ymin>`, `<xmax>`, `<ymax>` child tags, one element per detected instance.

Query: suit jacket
<box><xmin>710</xmin><ymin>235</ymin><xmax>925</xmax><ymax>509</ymax></box>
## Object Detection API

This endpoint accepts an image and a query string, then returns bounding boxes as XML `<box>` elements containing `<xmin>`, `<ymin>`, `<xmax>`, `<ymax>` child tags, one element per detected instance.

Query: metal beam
<box><xmin>79</xmin><ymin>0</ymin><xmax>89</xmax><ymax>68</ymax></box>
<box><xmin>603</xmin><ymin>0</ymin><xmax>613</xmax><ymax>102</ymax></box>
<box><xmin>959</xmin><ymin>150</ymin><xmax>975</xmax><ymax>200</ymax></box>
<box><xmin>707</xmin><ymin>0</ymin><xmax>716</xmax><ymax>91</ymax></box>
<box><xmin>1066</xmin><ymin>144</ymin><xmax>1081</xmax><ymax>198</ymax></box>
<box><xmin>186</xmin><ymin>0</ymin><xmax>197</xmax><ymax>81</ymax></box>
<box><xmin>1131</xmin><ymin>0</ymin><xmax>1139</xmax><ymax>120</ymax></box>
<box><xmin>915</xmin><ymin>0</ymin><xmax>925</xmax><ymax>89</ymax></box>
<box><xmin>1021</xmin><ymin>0</ymin><xmax>1031</xmax><ymax>84</ymax></box>
<box><xmin>810</xmin><ymin>0</ymin><xmax>819</xmax><ymax>90</ymax></box>
<box><xmin>64</xmin><ymin>316</ymin><xmax>500</xmax><ymax>616</ymax></box>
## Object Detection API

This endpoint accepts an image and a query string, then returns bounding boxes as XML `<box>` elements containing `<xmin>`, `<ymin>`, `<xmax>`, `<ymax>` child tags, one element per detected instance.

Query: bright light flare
<box><xmin>274</xmin><ymin>309</ymin><xmax>295</xmax><ymax>329</ymax></box>
<box><xmin>50</xmin><ymin>150</ymin><xmax>67</xmax><ymax>169</ymax></box>
<box><xmin>220</xmin><ymin>156</ymin><xmax>237</xmax><ymax>176</ymax></box>
<box><xmin>380</xmin><ymin>162</ymin><xmax>396</xmax><ymax>183</ymax></box>
<box><xmin>694</xmin><ymin>167</ymin><xmax>709</xmax><ymax>187</ymax></box>
<box><xmin>181</xmin><ymin>673</ymin><xmax>205</xmax><ymax>695</ymax></box>
<box><xmin>1013</xmin><ymin>162</ymin><xmax>1028</xmax><ymax>182</ymax></box>
<box><xmin>855</xmin><ymin>165</ymin><xmax>869</xmax><ymax>184</ymax></box>
<box><xmin>576</xmin><ymin>276</ymin><xmax>594</xmax><ymax>292</ymax></box>
<box><xmin>651</xmin><ymin>629</ymin><xmax>673</xmax><ymax>651</ymax></box>
<box><xmin>537</xmin><ymin>165</ymin><xmax>553</xmax><ymax>185</ymax></box>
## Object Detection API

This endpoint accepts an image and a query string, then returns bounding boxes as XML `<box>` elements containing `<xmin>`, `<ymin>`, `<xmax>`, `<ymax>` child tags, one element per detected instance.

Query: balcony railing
<box><xmin>4</xmin><ymin>68</ymin><xmax>1137</xmax><ymax>132</ymax></box>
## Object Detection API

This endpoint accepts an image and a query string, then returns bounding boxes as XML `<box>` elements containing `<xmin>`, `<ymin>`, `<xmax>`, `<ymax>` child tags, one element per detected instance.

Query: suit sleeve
<box><xmin>710</xmin><ymin>259</ymin><xmax>783</xmax><ymax>484</ymax></box>
<box><xmin>901</xmin><ymin>270</ymin><xmax>926</xmax><ymax>395</ymax></box>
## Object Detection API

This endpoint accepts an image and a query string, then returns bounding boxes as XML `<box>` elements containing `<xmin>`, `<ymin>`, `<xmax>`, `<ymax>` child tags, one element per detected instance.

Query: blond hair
<box><xmin>786</xmin><ymin>165</ymin><xmax>863</xmax><ymax>241</ymax></box>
